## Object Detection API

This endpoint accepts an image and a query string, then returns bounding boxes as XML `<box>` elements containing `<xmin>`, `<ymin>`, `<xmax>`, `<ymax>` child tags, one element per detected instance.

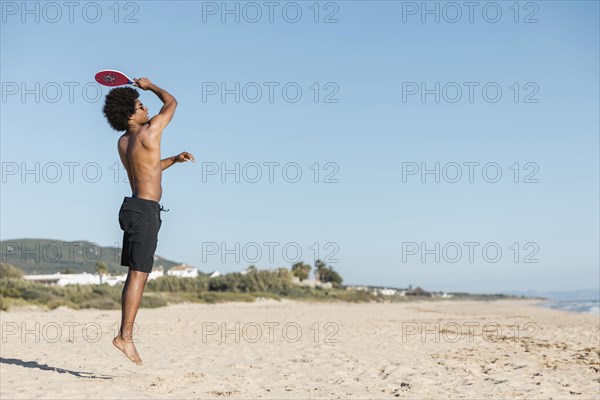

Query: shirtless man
<box><xmin>102</xmin><ymin>77</ymin><xmax>195</xmax><ymax>365</ymax></box>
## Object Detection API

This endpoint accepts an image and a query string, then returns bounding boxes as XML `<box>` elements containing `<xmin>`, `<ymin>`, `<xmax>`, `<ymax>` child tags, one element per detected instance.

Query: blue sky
<box><xmin>1</xmin><ymin>1</ymin><xmax>598</xmax><ymax>293</ymax></box>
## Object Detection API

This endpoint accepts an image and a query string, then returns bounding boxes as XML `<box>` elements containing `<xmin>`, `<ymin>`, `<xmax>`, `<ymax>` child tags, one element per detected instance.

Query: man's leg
<box><xmin>113</xmin><ymin>269</ymin><xmax>149</xmax><ymax>365</ymax></box>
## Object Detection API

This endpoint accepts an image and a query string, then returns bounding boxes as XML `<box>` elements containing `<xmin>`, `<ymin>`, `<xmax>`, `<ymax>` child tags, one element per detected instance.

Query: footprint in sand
<box><xmin>209</xmin><ymin>390</ymin><xmax>238</xmax><ymax>397</ymax></box>
<box><xmin>183</xmin><ymin>372</ymin><xmax>205</xmax><ymax>383</ymax></box>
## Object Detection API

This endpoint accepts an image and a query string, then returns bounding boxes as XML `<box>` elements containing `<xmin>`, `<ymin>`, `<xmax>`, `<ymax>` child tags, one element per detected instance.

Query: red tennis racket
<box><xmin>95</xmin><ymin>70</ymin><xmax>134</xmax><ymax>87</ymax></box>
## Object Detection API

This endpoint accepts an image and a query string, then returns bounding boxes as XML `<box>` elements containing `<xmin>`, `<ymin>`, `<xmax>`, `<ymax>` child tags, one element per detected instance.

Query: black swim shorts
<box><xmin>118</xmin><ymin>196</ymin><xmax>168</xmax><ymax>273</ymax></box>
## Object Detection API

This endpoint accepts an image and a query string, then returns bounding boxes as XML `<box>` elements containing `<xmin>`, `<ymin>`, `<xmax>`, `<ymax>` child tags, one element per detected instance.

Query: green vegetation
<box><xmin>0</xmin><ymin>261</ymin><xmax>381</xmax><ymax>311</ymax></box>
<box><xmin>291</xmin><ymin>262</ymin><xmax>311</xmax><ymax>281</ymax></box>
<box><xmin>0</xmin><ymin>262</ymin><xmax>24</xmax><ymax>279</ymax></box>
<box><xmin>314</xmin><ymin>260</ymin><xmax>343</xmax><ymax>288</ymax></box>
<box><xmin>0</xmin><ymin>277</ymin><xmax>122</xmax><ymax>310</ymax></box>
<box><xmin>207</xmin><ymin>268</ymin><xmax>293</xmax><ymax>293</ymax></box>
<box><xmin>95</xmin><ymin>262</ymin><xmax>108</xmax><ymax>284</ymax></box>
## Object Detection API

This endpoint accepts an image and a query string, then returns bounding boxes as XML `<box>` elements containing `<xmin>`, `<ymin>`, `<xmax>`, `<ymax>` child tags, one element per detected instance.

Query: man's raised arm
<box><xmin>133</xmin><ymin>77</ymin><xmax>178</xmax><ymax>132</ymax></box>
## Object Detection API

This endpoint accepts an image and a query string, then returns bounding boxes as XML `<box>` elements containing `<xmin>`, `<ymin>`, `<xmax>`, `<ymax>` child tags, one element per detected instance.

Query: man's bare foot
<box><xmin>113</xmin><ymin>334</ymin><xmax>143</xmax><ymax>365</ymax></box>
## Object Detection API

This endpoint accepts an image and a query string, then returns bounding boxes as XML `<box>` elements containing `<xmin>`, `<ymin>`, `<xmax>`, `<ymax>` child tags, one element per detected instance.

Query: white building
<box><xmin>348</xmin><ymin>286</ymin><xmax>369</xmax><ymax>291</ymax></box>
<box><xmin>24</xmin><ymin>272</ymin><xmax>100</xmax><ymax>286</ymax></box>
<box><xmin>167</xmin><ymin>264</ymin><xmax>199</xmax><ymax>278</ymax></box>
<box><xmin>149</xmin><ymin>265</ymin><xmax>165</xmax><ymax>280</ymax></box>
<box><xmin>103</xmin><ymin>266</ymin><xmax>164</xmax><ymax>286</ymax></box>
<box><xmin>103</xmin><ymin>274</ymin><xmax>127</xmax><ymax>286</ymax></box>
<box><xmin>208</xmin><ymin>270</ymin><xmax>221</xmax><ymax>278</ymax></box>
<box><xmin>24</xmin><ymin>265</ymin><xmax>167</xmax><ymax>287</ymax></box>
<box><xmin>291</xmin><ymin>277</ymin><xmax>333</xmax><ymax>289</ymax></box>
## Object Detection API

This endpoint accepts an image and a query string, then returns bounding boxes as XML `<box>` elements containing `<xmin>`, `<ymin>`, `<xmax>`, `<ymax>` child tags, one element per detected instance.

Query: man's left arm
<box><xmin>161</xmin><ymin>151</ymin><xmax>196</xmax><ymax>171</ymax></box>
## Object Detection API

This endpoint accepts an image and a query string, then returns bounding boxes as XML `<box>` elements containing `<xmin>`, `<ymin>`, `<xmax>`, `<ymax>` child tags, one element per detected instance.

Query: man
<box><xmin>102</xmin><ymin>77</ymin><xmax>195</xmax><ymax>365</ymax></box>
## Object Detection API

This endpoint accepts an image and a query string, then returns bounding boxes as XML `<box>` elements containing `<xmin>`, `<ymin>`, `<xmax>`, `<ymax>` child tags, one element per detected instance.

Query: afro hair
<box><xmin>102</xmin><ymin>87</ymin><xmax>140</xmax><ymax>131</ymax></box>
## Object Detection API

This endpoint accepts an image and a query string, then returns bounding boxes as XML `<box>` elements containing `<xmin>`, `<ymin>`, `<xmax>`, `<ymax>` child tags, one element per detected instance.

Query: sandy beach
<box><xmin>1</xmin><ymin>299</ymin><xmax>598</xmax><ymax>399</ymax></box>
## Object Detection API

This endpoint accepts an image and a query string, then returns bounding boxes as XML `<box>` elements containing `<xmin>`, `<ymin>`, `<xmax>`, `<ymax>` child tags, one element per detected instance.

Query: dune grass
<box><xmin>0</xmin><ymin>272</ymin><xmax>380</xmax><ymax>311</ymax></box>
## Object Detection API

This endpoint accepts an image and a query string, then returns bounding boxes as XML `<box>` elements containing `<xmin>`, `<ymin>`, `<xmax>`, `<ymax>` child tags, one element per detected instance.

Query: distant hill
<box><xmin>0</xmin><ymin>238</ymin><xmax>183</xmax><ymax>275</ymax></box>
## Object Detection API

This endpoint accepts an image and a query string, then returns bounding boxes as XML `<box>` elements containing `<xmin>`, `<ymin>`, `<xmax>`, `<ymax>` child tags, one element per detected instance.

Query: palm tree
<box><xmin>291</xmin><ymin>262</ymin><xmax>311</xmax><ymax>281</ymax></box>
<box><xmin>314</xmin><ymin>259</ymin><xmax>327</xmax><ymax>281</ymax></box>
<box><xmin>314</xmin><ymin>260</ymin><xmax>343</xmax><ymax>288</ymax></box>
<box><xmin>95</xmin><ymin>262</ymin><xmax>108</xmax><ymax>284</ymax></box>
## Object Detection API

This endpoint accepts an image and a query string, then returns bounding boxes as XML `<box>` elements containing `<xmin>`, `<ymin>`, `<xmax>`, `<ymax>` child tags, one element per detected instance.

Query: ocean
<box><xmin>540</xmin><ymin>298</ymin><xmax>600</xmax><ymax>315</ymax></box>
<box><xmin>534</xmin><ymin>290</ymin><xmax>599</xmax><ymax>315</ymax></box>
<box><xmin>505</xmin><ymin>289</ymin><xmax>599</xmax><ymax>315</ymax></box>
